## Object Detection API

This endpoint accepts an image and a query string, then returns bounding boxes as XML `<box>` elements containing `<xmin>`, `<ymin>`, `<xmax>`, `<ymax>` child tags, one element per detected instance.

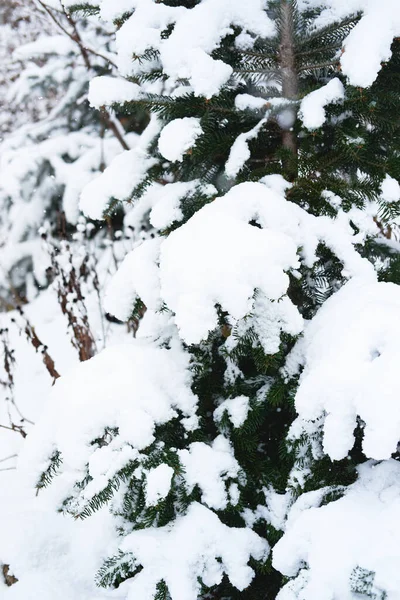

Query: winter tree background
<box><xmin>1</xmin><ymin>1</ymin><xmax>400</xmax><ymax>599</ymax></box>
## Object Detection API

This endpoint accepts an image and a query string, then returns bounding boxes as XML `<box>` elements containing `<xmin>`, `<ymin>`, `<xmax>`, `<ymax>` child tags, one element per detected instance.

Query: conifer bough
<box><xmin>8</xmin><ymin>1</ymin><xmax>400</xmax><ymax>599</ymax></box>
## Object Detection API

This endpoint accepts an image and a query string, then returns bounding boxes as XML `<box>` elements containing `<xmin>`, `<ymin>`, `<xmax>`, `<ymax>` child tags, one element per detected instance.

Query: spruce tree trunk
<box><xmin>279</xmin><ymin>0</ymin><xmax>298</xmax><ymax>179</ymax></box>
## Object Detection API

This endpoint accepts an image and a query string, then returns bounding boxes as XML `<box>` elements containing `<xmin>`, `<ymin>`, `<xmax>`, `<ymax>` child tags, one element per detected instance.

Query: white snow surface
<box><xmin>80</xmin><ymin>147</ymin><xmax>156</xmax><ymax>220</ymax></box>
<box><xmin>104</xmin><ymin>237</ymin><xmax>162</xmax><ymax>318</ymax></box>
<box><xmin>158</xmin><ymin>118</ymin><xmax>203</xmax><ymax>162</ymax></box>
<box><xmin>225</xmin><ymin>116</ymin><xmax>268</xmax><ymax>178</ymax></box>
<box><xmin>86</xmin><ymin>0</ymin><xmax>400</xmax><ymax>99</ymax></box>
<box><xmin>145</xmin><ymin>463</ymin><xmax>174</xmax><ymax>506</ymax></box>
<box><xmin>88</xmin><ymin>76</ymin><xmax>142</xmax><ymax>108</ymax></box>
<box><xmin>299</xmin><ymin>0</ymin><xmax>400</xmax><ymax>87</ymax></box>
<box><xmin>340</xmin><ymin>0</ymin><xmax>400</xmax><ymax>88</ymax></box>
<box><xmin>118</xmin><ymin>501</ymin><xmax>269</xmax><ymax>600</ymax></box>
<box><xmin>287</xmin><ymin>277</ymin><xmax>400</xmax><ymax>461</ymax></box>
<box><xmin>5</xmin><ymin>1</ymin><xmax>400</xmax><ymax>598</ymax></box>
<box><xmin>214</xmin><ymin>396</ymin><xmax>250</xmax><ymax>428</ymax></box>
<box><xmin>114</xmin><ymin>0</ymin><xmax>274</xmax><ymax>97</ymax></box>
<box><xmin>65</xmin><ymin>0</ymin><xmax>400</xmax><ymax>95</ymax></box>
<box><xmin>13</xmin><ymin>35</ymin><xmax>76</xmax><ymax>58</ymax></box>
<box><xmin>274</xmin><ymin>460</ymin><xmax>400</xmax><ymax>600</ymax></box>
<box><xmin>106</xmin><ymin>180</ymin><xmax>374</xmax><ymax>344</ymax></box>
<box><xmin>0</xmin><ymin>279</ymin><xmax>137</xmax><ymax>600</ymax></box>
<box><xmin>178</xmin><ymin>436</ymin><xmax>240</xmax><ymax>510</ymax></box>
<box><xmin>299</xmin><ymin>79</ymin><xmax>345</xmax><ymax>130</ymax></box>
<box><xmin>381</xmin><ymin>174</ymin><xmax>400</xmax><ymax>203</ymax></box>
<box><xmin>18</xmin><ymin>341</ymin><xmax>198</xmax><ymax>486</ymax></box>
<box><xmin>80</xmin><ymin>117</ymin><xmax>161</xmax><ymax>220</ymax></box>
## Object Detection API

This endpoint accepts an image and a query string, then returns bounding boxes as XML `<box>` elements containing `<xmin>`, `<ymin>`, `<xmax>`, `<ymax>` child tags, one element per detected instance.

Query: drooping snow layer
<box><xmin>287</xmin><ymin>278</ymin><xmax>400</xmax><ymax>461</ymax></box>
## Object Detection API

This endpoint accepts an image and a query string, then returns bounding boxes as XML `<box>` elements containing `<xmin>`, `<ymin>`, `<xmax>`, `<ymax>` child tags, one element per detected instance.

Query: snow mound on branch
<box><xmin>178</xmin><ymin>436</ymin><xmax>241</xmax><ymax>510</ymax></box>
<box><xmin>158</xmin><ymin>182</ymin><xmax>373</xmax><ymax>344</ymax></box>
<box><xmin>13</xmin><ymin>35</ymin><xmax>76</xmax><ymax>58</ymax></box>
<box><xmin>300</xmin><ymin>0</ymin><xmax>400</xmax><ymax>88</ymax></box>
<box><xmin>145</xmin><ymin>463</ymin><xmax>174</xmax><ymax>506</ymax></box>
<box><xmin>104</xmin><ymin>237</ymin><xmax>162</xmax><ymax>318</ymax></box>
<box><xmin>105</xmin><ymin>181</ymin><xmax>374</xmax><ymax>345</ymax></box>
<box><xmin>94</xmin><ymin>0</ymin><xmax>400</xmax><ymax>94</ymax></box>
<box><xmin>114</xmin><ymin>0</ymin><xmax>274</xmax><ymax>97</ymax></box>
<box><xmin>273</xmin><ymin>460</ymin><xmax>400</xmax><ymax>600</ymax></box>
<box><xmin>80</xmin><ymin>116</ymin><xmax>161</xmax><ymax>220</ymax></box>
<box><xmin>214</xmin><ymin>396</ymin><xmax>250</xmax><ymax>428</ymax></box>
<box><xmin>225</xmin><ymin>115</ymin><xmax>268</xmax><ymax>178</ymax></box>
<box><xmin>287</xmin><ymin>277</ymin><xmax>400</xmax><ymax>460</ymax></box>
<box><xmin>118</xmin><ymin>501</ymin><xmax>269</xmax><ymax>600</ymax></box>
<box><xmin>149</xmin><ymin>180</ymin><xmax>216</xmax><ymax>229</ymax></box>
<box><xmin>381</xmin><ymin>174</ymin><xmax>400</xmax><ymax>203</ymax></box>
<box><xmin>225</xmin><ymin>292</ymin><xmax>304</xmax><ymax>356</ymax></box>
<box><xmin>235</xmin><ymin>94</ymin><xmax>270</xmax><ymax>111</ymax></box>
<box><xmin>18</xmin><ymin>342</ymin><xmax>198</xmax><ymax>488</ymax></box>
<box><xmin>340</xmin><ymin>0</ymin><xmax>400</xmax><ymax>88</ymax></box>
<box><xmin>158</xmin><ymin>118</ymin><xmax>203</xmax><ymax>162</ymax></box>
<box><xmin>80</xmin><ymin>147</ymin><xmax>156</xmax><ymax>220</ymax></box>
<box><xmin>99</xmin><ymin>0</ymin><xmax>136</xmax><ymax>21</ymax></box>
<box><xmin>88</xmin><ymin>76</ymin><xmax>141</xmax><ymax>108</ymax></box>
<box><xmin>299</xmin><ymin>79</ymin><xmax>345</xmax><ymax>130</ymax></box>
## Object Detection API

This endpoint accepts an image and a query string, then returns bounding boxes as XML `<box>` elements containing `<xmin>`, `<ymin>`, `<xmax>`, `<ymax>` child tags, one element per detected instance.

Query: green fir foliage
<box><xmin>40</xmin><ymin>2</ymin><xmax>400</xmax><ymax>598</ymax></box>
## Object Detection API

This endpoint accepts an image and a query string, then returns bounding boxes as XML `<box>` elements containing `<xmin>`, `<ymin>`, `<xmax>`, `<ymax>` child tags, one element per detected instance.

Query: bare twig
<box><xmin>0</xmin><ymin>453</ymin><xmax>17</xmax><ymax>464</ymax></box>
<box><xmin>36</xmin><ymin>0</ymin><xmax>128</xmax><ymax>150</ymax></box>
<box><xmin>0</xmin><ymin>423</ymin><xmax>26</xmax><ymax>438</ymax></box>
<box><xmin>45</xmin><ymin>238</ymin><xmax>97</xmax><ymax>362</ymax></box>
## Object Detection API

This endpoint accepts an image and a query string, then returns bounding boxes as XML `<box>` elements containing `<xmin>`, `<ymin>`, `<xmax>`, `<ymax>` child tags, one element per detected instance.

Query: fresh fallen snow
<box><xmin>381</xmin><ymin>174</ymin><xmax>400</xmax><ymax>203</ymax></box>
<box><xmin>145</xmin><ymin>463</ymin><xmax>174</xmax><ymax>506</ymax></box>
<box><xmin>92</xmin><ymin>0</ymin><xmax>400</xmax><ymax>99</ymax></box>
<box><xmin>13</xmin><ymin>35</ymin><xmax>76</xmax><ymax>58</ymax></box>
<box><xmin>274</xmin><ymin>460</ymin><xmax>400</xmax><ymax>600</ymax></box>
<box><xmin>287</xmin><ymin>277</ymin><xmax>400</xmax><ymax>460</ymax></box>
<box><xmin>88</xmin><ymin>76</ymin><xmax>142</xmax><ymax>108</ymax></box>
<box><xmin>5</xmin><ymin>1</ymin><xmax>400</xmax><ymax>598</ymax></box>
<box><xmin>106</xmin><ymin>180</ymin><xmax>374</xmax><ymax>345</ymax></box>
<box><xmin>4</xmin><ymin>339</ymin><xmax>269</xmax><ymax>599</ymax></box>
<box><xmin>214</xmin><ymin>395</ymin><xmax>250</xmax><ymax>429</ymax></box>
<box><xmin>178</xmin><ymin>436</ymin><xmax>240</xmax><ymax>510</ymax></box>
<box><xmin>118</xmin><ymin>501</ymin><xmax>268</xmax><ymax>600</ymax></box>
<box><xmin>80</xmin><ymin>118</ymin><xmax>161</xmax><ymax>220</ymax></box>
<box><xmin>104</xmin><ymin>237</ymin><xmax>162</xmax><ymax>319</ymax></box>
<box><xmin>225</xmin><ymin>116</ymin><xmax>268</xmax><ymax>178</ymax></box>
<box><xmin>149</xmin><ymin>180</ymin><xmax>216</xmax><ymax>230</ymax></box>
<box><xmin>235</xmin><ymin>93</ymin><xmax>270</xmax><ymax>112</ymax></box>
<box><xmin>340</xmin><ymin>0</ymin><xmax>400</xmax><ymax>88</ymax></box>
<box><xmin>158</xmin><ymin>118</ymin><xmax>203</xmax><ymax>162</ymax></box>
<box><xmin>299</xmin><ymin>79</ymin><xmax>345</xmax><ymax>130</ymax></box>
<box><xmin>0</xmin><ymin>284</ymin><xmax>135</xmax><ymax>599</ymax></box>
<box><xmin>114</xmin><ymin>0</ymin><xmax>274</xmax><ymax>97</ymax></box>
<box><xmin>18</xmin><ymin>342</ymin><xmax>198</xmax><ymax>486</ymax></box>
<box><xmin>299</xmin><ymin>0</ymin><xmax>400</xmax><ymax>87</ymax></box>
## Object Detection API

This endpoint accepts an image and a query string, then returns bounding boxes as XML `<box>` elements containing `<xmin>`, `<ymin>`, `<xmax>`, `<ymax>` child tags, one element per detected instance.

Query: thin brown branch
<box><xmin>0</xmin><ymin>423</ymin><xmax>26</xmax><ymax>438</ymax></box>
<box><xmin>279</xmin><ymin>0</ymin><xmax>299</xmax><ymax>179</ymax></box>
<box><xmin>37</xmin><ymin>0</ymin><xmax>128</xmax><ymax>150</ymax></box>
<box><xmin>101</xmin><ymin>108</ymin><xmax>130</xmax><ymax>151</ymax></box>
<box><xmin>0</xmin><ymin>453</ymin><xmax>17</xmax><ymax>464</ymax></box>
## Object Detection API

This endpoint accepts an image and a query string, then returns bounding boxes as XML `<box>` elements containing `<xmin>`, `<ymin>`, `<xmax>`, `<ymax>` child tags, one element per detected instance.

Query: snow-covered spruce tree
<box><xmin>12</xmin><ymin>1</ymin><xmax>400</xmax><ymax>599</ymax></box>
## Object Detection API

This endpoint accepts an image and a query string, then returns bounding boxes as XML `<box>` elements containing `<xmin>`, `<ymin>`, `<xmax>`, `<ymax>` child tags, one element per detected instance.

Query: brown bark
<box><xmin>279</xmin><ymin>0</ymin><xmax>298</xmax><ymax>178</ymax></box>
